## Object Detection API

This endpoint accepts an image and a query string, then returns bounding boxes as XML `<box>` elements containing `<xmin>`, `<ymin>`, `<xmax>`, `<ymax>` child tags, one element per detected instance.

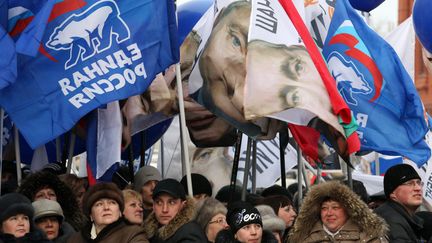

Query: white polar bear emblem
<box><xmin>46</xmin><ymin>0</ymin><xmax>130</xmax><ymax>70</ymax></box>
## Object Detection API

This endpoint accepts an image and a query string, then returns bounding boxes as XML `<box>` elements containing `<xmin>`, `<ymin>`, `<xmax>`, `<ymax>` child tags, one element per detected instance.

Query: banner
<box><xmin>322</xmin><ymin>0</ymin><xmax>430</xmax><ymax>166</ymax></box>
<box><xmin>1</xmin><ymin>0</ymin><xmax>179</xmax><ymax>148</ymax></box>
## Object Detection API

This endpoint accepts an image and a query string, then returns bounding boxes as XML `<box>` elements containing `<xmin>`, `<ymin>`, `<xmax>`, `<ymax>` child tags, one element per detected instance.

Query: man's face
<box><xmin>320</xmin><ymin>200</ymin><xmax>348</xmax><ymax>233</ymax></box>
<box><xmin>153</xmin><ymin>194</ymin><xmax>185</xmax><ymax>226</ymax></box>
<box><xmin>200</xmin><ymin>4</ymin><xmax>250</xmax><ymax>123</ymax></box>
<box><xmin>141</xmin><ymin>180</ymin><xmax>158</xmax><ymax>207</ymax></box>
<box><xmin>390</xmin><ymin>179</ymin><xmax>423</xmax><ymax>210</ymax></box>
<box><xmin>35</xmin><ymin>216</ymin><xmax>60</xmax><ymax>240</ymax></box>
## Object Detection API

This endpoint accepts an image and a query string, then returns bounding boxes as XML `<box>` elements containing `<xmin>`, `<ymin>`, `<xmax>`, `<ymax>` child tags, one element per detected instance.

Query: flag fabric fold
<box><xmin>1</xmin><ymin>0</ymin><xmax>179</xmax><ymax>149</ymax></box>
<box><xmin>322</xmin><ymin>0</ymin><xmax>430</xmax><ymax>166</ymax></box>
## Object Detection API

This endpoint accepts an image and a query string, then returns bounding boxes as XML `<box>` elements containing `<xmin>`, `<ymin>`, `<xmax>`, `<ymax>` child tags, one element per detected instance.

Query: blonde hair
<box><xmin>122</xmin><ymin>189</ymin><xmax>142</xmax><ymax>203</ymax></box>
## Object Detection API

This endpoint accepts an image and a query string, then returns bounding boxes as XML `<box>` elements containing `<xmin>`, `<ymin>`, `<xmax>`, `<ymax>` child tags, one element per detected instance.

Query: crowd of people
<box><xmin>0</xmin><ymin>162</ymin><xmax>431</xmax><ymax>243</ymax></box>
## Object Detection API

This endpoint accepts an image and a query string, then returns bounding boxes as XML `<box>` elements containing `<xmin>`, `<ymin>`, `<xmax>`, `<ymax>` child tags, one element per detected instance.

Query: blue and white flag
<box><xmin>323</xmin><ymin>0</ymin><xmax>430</xmax><ymax>166</ymax></box>
<box><xmin>1</xmin><ymin>0</ymin><xmax>179</xmax><ymax>149</ymax></box>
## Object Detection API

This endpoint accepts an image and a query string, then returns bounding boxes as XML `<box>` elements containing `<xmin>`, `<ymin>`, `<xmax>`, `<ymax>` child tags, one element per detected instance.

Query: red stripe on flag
<box><xmin>38</xmin><ymin>45</ymin><xmax>58</xmax><ymax>62</ymax></box>
<box><xmin>48</xmin><ymin>0</ymin><xmax>87</xmax><ymax>22</ymax></box>
<box><xmin>278</xmin><ymin>0</ymin><xmax>351</xmax><ymax>124</ymax></box>
<box><xmin>9</xmin><ymin>17</ymin><xmax>34</xmax><ymax>37</ymax></box>
<box><xmin>86</xmin><ymin>162</ymin><xmax>97</xmax><ymax>186</ymax></box>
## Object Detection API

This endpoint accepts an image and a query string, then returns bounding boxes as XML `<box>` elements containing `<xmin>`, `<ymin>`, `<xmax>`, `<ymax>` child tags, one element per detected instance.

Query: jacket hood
<box><xmin>289</xmin><ymin>181</ymin><xmax>387</xmax><ymax>242</ymax></box>
<box><xmin>143</xmin><ymin>197</ymin><xmax>196</xmax><ymax>240</ymax></box>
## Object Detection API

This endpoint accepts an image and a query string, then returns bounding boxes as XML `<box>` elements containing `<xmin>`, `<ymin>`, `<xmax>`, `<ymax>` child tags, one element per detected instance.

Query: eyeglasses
<box><xmin>208</xmin><ymin>217</ymin><xmax>227</xmax><ymax>225</ymax></box>
<box><xmin>401</xmin><ymin>180</ymin><xmax>424</xmax><ymax>187</ymax></box>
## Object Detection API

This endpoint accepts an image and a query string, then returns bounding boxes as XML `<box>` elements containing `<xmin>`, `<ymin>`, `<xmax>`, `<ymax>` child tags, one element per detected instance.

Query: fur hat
<box><xmin>133</xmin><ymin>166</ymin><xmax>161</xmax><ymax>192</ymax></box>
<box><xmin>0</xmin><ymin>193</ymin><xmax>34</xmax><ymax>223</ymax></box>
<box><xmin>180</xmin><ymin>173</ymin><xmax>212</xmax><ymax>197</ymax></box>
<box><xmin>32</xmin><ymin>199</ymin><xmax>64</xmax><ymax>223</ymax></box>
<box><xmin>82</xmin><ymin>182</ymin><xmax>124</xmax><ymax>216</ymax></box>
<box><xmin>255</xmin><ymin>205</ymin><xmax>285</xmax><ymax>233</ymax></box>
<box><xmin>195</xmin><ymin>197</ymin><xmax>227</xmax><ymax>229</ymax></box>
<box><xmin>384</xmin><ymin>164</ymin><xmax>421</xmax><ymax>198</ymax></box>
<box><xmin>226</xmin><ymin>201</ymin><xmax>262</xmax><ymax>234</ymax></box>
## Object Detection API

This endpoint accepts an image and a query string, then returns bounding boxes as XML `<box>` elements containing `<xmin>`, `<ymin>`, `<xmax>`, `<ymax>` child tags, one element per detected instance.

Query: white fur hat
<box><xmin>256</xmin><ymin>204</ymin><xmax>285</xmax><ymax>232</ymax></box>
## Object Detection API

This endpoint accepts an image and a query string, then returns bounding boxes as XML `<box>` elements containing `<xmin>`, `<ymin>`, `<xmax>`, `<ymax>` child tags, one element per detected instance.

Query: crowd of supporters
<box><xmin>0</xmin><ymin>161</ymin><xmax>431</xmax><ymax>243</ymax></box>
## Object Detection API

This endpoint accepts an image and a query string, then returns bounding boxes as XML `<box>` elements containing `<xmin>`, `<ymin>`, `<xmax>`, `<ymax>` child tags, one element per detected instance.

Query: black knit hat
<box><xmin>82</xmin><ymin>182</ymin><xmax>124</xmax><ymax>216</ymax></box>
<box><xmin>153</xmin><ymin>179</ymin><xmax>186</xmax><ymax>200</ymax></box>
<box><xmin>226</xmin><ymin>201</ymin><xmax>262</xmax><ymax>234</ymax></box>
<box><xmin>180</xmin><ymin>173</ymin><xmax>212</xmax><ymax>197</ymax></box>
<box><xmin>0</xmin><ymin>193</ymin><xmax>34</xmax><ymax>223</ymax></box>
<box><xmin>384</xmin><ymin>164</ymin><xmax>421</xmax><ymax>198</ymax></box>
<box><xmin>261</xmin><ymin>185</ymin><xmax>292</xmax><ymax>199</ymax></box>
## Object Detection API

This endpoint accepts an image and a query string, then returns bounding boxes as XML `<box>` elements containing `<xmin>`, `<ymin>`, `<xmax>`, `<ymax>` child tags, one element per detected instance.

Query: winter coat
<box><xmin>0</xmin><ymin>229</ymin><xmax>51</xmax><ymax>243</ymax></box>
<box><xmin>18</xmin><ymin>171</ymin><xmax>87</xmax><ymax>230</ymax></box>
<box><xmin>143</xmin><ymin>197</ymin><xmax>207</xmax><ymax>243</ymax></box>
<box><xmin>52</xmin><ymin>222</ymin><xmax>75</xmax><ymax>243</ymax></box>
<box><xmin>66</xmin><ymin>219</ymin><xmax>148</xmax><ymax>243</ymax></box>
<box><xmin>288</xmin><ymin>181</ymin><xmax>388</xmax><ymax>243</ymax></box>
<box><xmin>375</xmin><ymin>200</ymin><xmax>424</xmax><ymax>243</ymax></box>
<box><xmin>215</xmin><ymin>229</ymin><xmax>278</xmax><ymax>243</ymax></box>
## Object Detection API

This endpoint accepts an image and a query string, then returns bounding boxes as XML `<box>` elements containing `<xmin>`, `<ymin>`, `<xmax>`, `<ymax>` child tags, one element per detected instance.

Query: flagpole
<box><xmin>242</xmin><ymin>137</ymin><xmax>252</xmax><ymax>201</ymax></box>
<box><xmin>66</xmin><ymin>131</ymin><xmax>76</xmax><ymax>174</ymax></box>
<box><xmin>175</xmin><ymin>63</ymin><xmax>193</xmax><ymax>197</ymax></box>
<box><xmin>13</xmin><ymin>126</ymin><xmax>22</xmax><ymax>186</ymax></box>
<box><xmin>251</xmin><ymin>140</ymin><xmax>257</xmax><ymax>194</ymax></box>
<box><xmin>229</xmin><ymin>131</ymin><xmax>243</xmax><ymax>204</ymax></box>
<box><xmin>140</xmin><ymin>131</ymin><xmax>146</xmax><ymax>167</ymax></box>
<box><xmin>160</xmin><ymin>136</ymin><xmax>165</xmax><ymax>178</ymax></box>
<box><xmin>279</xmin><ymin>130</ymin><xmax>288</xmax><ymax>188</ymax></box>
<box><xmin>301</xmin><ymin>157</ymin><xmax>310</xmax><ymax>191</ymax></box>
<box><xmin>296</xmin><ymin>142</ymin><xmax>303</xmax><ymax>207</ymax></box>
<box><xmin>0</xmin><ymin>108</ymin><xmax>4</xmax><ymax>194</ymax></box>
<box><xmin>55</xmin><ymin>137</ymin><xmax>61</xmax><ymax>162</ymax></box>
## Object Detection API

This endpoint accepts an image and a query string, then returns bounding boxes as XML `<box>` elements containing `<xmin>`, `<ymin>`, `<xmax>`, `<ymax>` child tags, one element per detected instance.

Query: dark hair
<box><xmin>257</xmin><ymin>195</ymin><xmax>293</xmax><ymax>215</ymax></box>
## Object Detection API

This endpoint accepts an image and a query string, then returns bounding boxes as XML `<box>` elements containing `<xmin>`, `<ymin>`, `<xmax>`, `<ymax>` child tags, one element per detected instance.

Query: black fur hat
<box><xmin>0</xmin><ymin>193</ymin><xmax>34</xmax><ymax>223</ymax></box>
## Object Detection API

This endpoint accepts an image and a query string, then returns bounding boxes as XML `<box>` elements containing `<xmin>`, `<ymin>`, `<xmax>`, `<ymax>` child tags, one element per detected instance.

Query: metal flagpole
<box><xmin>175</xmin><ymin>63</ymin><xmax>193</xmax><ymax>197</ymax></box>
<box><xmin>242</xmin><ymin>137</ymin><xmax>252</xmax><ymax>201</ymax></box>
<box><xmin>139</xmin><ymin>131</ymin><xmax>146</xmax><ymax>168</ymax></box>
<box><xmin>279</xmin><ymin>129</ymin><xmax>289</xmax><ymax>188</ymax></box>
<box><xmin>296</xmin><ymin>142</ymin><xmax>303</xmax><ymax>207</ymax></box>
<box><xmin>251</xmin><ymin>140</ymin><xmax>257</xmax><ymax>194</ymax></box>
<box><xmin>160</xmin><ymin>136</ymin><xmax>165</xmax><ymax>178</ymax></box>
<box><xmin>55</xmin><ymin>137</ymin><xmax>61</xmax><ymax>162</ymax></box>
<box><xmin>0</xmin><ymin>109</ymin><xmax>4</xmax><ymax>194</ymax></box>
<box><xmin>13</xmin><ymin>126</ymin><xmax>22</xmax><ymax>186</ymax></box>
<box><xmin>229</xmin><ymin>131</ymin><xmax>243</xmax><ymax>203</ymax></box>
<box><xmin>66</xmin><ymin>132</ymin><xmax>76</xmax><ymax>174</ymax></box>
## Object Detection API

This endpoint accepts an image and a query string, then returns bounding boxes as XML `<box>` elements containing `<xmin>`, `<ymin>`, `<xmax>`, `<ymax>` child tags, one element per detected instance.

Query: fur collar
<box><xmin>143</xmin><ymin>197</ymin><xmax>195</xmax><ymax>240</ymax></box>
<box><xmin>289</xmin><ymin>181</ymin><xmax>388</xmax><ymax>243</ymax></box>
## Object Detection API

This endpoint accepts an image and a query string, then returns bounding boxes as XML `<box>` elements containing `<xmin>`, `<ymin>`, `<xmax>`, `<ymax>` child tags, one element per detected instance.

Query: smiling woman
<box><xmin>67</xmin><ymin>182</ymin><xmax>148</xmax><ymax>243</ymax></box>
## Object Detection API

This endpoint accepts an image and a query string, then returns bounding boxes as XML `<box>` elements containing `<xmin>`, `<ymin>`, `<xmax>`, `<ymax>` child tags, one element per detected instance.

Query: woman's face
<box><xmin>206</xmin><ymin>213</ymin><xmax>228</xmax><ymax>242</ymax></box>
<box><xmin>123</xmin><ymin>198</ymin><xmax>143</xmax><ymax>225</ymax></box>
<box><xmin>320</xmin><ymin>200</ymin><xmax>348</xmax><ymax>233</ymax></box>
<box><xmin>91</xmin><ymin>198</ymin><xmax>121</xmax><ymax>229</ymax></box>
<box><xmin>278</xmin><ymin>205</ymin><xmax>297</xmax><ymax>228</ymax></box>
<box><xmin>235</xmin><ymin>223</ymin><xmax>262</xmax><ymax>243</ymax></box>
<box><xmin>2</xmin><ymin>214</ymin><xmax>30</xmax><ymax>238</ymax></box>
<box><xmin>34</xmin><ymin>187</ymin><xmax>57</xmax><ymax>201</ymax></box>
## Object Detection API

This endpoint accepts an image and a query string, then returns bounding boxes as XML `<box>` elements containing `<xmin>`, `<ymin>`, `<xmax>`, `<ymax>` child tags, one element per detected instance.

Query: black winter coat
<box><xmin>0</xmin><ymin>229</ymin><xmax>51</xmax><ymax>243</ymax></box>
<box><xmin>215</xmin><ymin>229</ymin><xmax>278</xmax><ymax>243</ymax></box>
<box><xmin>375</xmin><ymin>200</ymin><xmax>424</xmax><ymax>243</ymax></box>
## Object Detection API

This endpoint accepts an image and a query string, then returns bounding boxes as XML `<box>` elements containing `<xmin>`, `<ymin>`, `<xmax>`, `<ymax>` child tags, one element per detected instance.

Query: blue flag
<box><xmin>0</xmin><ymin>26</ymin><xmax>16</xmax><ymax>89</ymax></box>
<box><xmin>323</xmin><ymin>0</ymin><xmax>430</xmax><ymax>166</ymax></box>
<box><xmin>1</xmin><ymin>0</ymin><xmax>179</xmax><ymax>149</ymax></box>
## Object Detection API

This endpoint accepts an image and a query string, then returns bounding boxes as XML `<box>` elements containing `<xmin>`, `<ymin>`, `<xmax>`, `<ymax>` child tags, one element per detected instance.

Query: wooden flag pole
<box><xmin>296</xmin><ymin>142</ymin><xmax>303</xmax><ymax>207</ymax></box>
<box><xmin>13</xmin><ymin>126</ymin><xmax>22</xmax><ymax>186</ymax></box>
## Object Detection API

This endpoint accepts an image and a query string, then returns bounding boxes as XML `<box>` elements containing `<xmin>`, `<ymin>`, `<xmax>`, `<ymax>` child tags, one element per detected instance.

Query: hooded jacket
<box><xmin>288</xmin><ymin>181</ymin><xmax>388</xmax><ymax>243</ymax></box>
<box><xmin>143</xmin><ymin>197</ymin><xmax>207</xmax><ymax>243</ymax></box>
<box><xmin>215</xmin><ymin>229</ymin><xmax>278</xmax><ymax>243</ymax></box>
<box><xmin>18</xmin><ymin>171</ymin><xmax>86</xmax><ymax>231</ymax></box>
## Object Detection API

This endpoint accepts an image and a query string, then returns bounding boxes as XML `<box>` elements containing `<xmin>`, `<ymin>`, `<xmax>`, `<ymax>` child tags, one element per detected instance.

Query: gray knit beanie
<box><xmin>194</xmin><ymin>197</ymin><xmax>227</xmax><ymax>230</ymax></box>
<box><xmin>133</xmin><ymin>166</ymin><xmax>162</xmax><ymax>192</ymax></box>
<box><xmin>256</xmin><ymin>204</ymin><xmax>286</xmax><ymax>232</ymax></box>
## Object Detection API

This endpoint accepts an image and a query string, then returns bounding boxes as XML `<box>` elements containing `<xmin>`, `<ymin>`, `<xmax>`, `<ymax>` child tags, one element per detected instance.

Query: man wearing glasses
<box><xmin>375</xmin><ymin>164</ymin><xmax>425</xmax><ymax>242</ymax></box>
